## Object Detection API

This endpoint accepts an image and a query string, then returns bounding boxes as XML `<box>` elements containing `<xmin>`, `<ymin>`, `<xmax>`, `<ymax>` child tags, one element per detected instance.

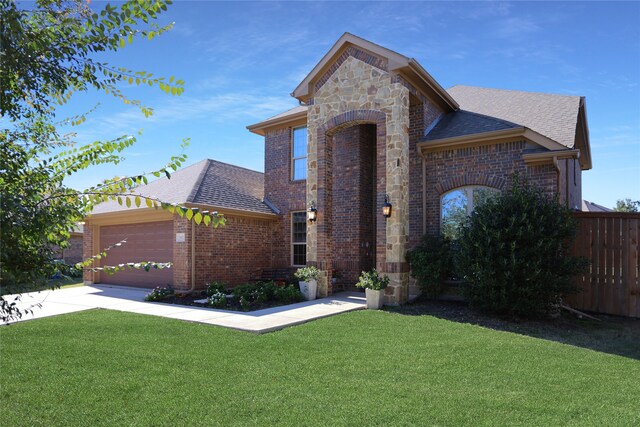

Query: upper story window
<box><xmin>292</xmin><ymin>126</ymin><xmax>307</xmax><ymax>181</ymax></box>
<box><xmin>441</xmin><ymin>186</ymin><xmax>499</xmax><ymax>239</ymax></box>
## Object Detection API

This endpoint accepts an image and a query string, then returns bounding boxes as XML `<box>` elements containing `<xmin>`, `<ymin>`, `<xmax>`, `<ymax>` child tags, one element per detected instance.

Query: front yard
<box><xmin>1</xmin><ymin>308</ymin><xmax>638</xmax><ymax>426</ymax></box>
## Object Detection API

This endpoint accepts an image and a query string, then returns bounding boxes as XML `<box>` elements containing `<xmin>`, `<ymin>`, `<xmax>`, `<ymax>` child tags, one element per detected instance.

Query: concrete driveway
<box><xmin>2</xmin><ymin>285</ymin><xmax>366</xmax><ymax>333</ymax></box>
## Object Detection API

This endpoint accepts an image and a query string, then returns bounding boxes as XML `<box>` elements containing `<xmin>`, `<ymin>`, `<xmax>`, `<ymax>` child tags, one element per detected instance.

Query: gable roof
<box><xmin>292</xmin><ymin>32</ymin><xmax>458</xmax><ymax>111</ymax></box>
<box><xmin>90</xmin><ymin>159</ymin><xmax>276</xmax><ymax>216</ymax></box>
<box><xmin>446</xmin><ymin>85</ymin><xmax>582</xmax><ymax>149</ymax></box>
<box><xmin>582</xmin><ymin>200</ymin><xmax>613</xmax><ymax>212</ymax></box>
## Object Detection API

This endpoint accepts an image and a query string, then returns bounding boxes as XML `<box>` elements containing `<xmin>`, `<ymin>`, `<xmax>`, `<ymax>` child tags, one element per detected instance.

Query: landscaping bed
<box><xmin>145</xmin><ymin>281</ymin><xmax>304</xmax><ymax>312</ymax></box>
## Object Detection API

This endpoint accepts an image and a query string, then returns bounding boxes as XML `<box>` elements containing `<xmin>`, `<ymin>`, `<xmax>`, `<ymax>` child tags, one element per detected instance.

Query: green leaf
<box><xmin>194</xmin><ymin>212</ymin><xmax>203</xmax><ymax>225</ymax></box>
<box><xmin>135</xmin><ymin>196</ymin><xmax>141</xmax><ymax>207</ymax></box>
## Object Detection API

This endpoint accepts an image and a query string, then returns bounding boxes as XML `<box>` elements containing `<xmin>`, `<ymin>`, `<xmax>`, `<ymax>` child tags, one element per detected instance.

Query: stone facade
<box><xmin>306</xmin><ymin>53</ymin><xmax>413</xmax><ymax>304</ymax></box>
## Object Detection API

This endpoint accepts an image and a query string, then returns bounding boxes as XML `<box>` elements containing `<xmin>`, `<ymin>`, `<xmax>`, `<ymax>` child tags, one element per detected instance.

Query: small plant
<box><xmin>207</xmin><ymin>291</ymin><xmax>227</xmax><ymax>308</ymax></box>
<box><xmin>273</xmin><ymin>284</ymin><xmax>303</xmax><ymax>303</ymax></box>
<box><xmin>144</xmin><ymin>285</ymin><xmax>174</xmax><ymax>302</ymax></box>
<box><xmin>294</xmin><ymin>266</ymin><xmax>320</xmax><ymax>282</ymax></box>
<box><xmin>239</xmin><ymin>296</ymin><xmax>250</xmax><ymax>311</ymax></box>
<box><xmin>205</xmin><ymin>281</ymin><xmax>226</xmax><ymax>297</ymax></box>
<box><xmin>355</xmin><ymin>269</ymin><xmax>389</xmax><ymax>291</ymax></box>
<box><xmin>406</xmin><ymin>235</ymin><xmax>454</xmax><ymax>298</ymax></box>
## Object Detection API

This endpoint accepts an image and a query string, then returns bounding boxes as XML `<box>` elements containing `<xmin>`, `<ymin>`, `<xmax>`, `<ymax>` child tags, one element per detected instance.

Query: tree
<box><xmin>456</xmin><ymin>177</ymin><xmax>587</xmax><ymax>318</ymax></box>
<box><xmin>0</xmin><ymin>0</ymin><xmax>224</xmax><ymax>322</ymax></box>
<box><xmin>614</xmin><ymin>198</ymin><xmax>640</xmax><ymax>213</ymax></box>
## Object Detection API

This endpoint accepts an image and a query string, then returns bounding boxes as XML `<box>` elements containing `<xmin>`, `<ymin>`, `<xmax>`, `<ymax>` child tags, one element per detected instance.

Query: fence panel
<box><xmin>567</xmin><ymin>212</ymin><xmax>640</xmax><ymax>318</ymax></box>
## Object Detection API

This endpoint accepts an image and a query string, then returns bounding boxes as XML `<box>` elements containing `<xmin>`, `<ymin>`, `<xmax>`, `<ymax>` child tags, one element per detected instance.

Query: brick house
<box><xmin>84</xmin><ymin>33</ymin><xmax>591</xmax><ymax>305</ymax></box>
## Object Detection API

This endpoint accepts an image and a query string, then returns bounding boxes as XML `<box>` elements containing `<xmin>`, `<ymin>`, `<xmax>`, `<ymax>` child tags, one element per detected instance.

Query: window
<box><xmin>441</xmin><ymin>186</ymin><xmax>499</xmax><ymax>239</ymax></box>
<box><xmin>292</xmin><ymin>126</ymin><xmax>307</xmax><ymax>180</ymax></box>
<box><xmin>291</xmin><ymin>211</ymin><xmax>307</xmax><ymax>266</ymax></box>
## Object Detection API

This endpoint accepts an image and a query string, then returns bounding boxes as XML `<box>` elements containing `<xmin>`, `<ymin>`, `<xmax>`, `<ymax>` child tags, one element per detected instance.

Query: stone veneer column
<box><xmin>306</xmin><ymin>55</ymin><xmax>410</xmax><ymax>304</ymax></box>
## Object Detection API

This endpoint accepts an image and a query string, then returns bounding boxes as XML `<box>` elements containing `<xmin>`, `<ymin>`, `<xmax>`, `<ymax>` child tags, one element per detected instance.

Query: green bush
<box><xmin>273</xmin><ymin>284</ymin><xmax>303</xmax><ymax>303</ymax></box>
<box><xmin>144</xmin><ymin>286</ymin><xmax>174</xmax><ymax>302</ymax></box>
<box><xmin>355</xmin><ymin>269</ymin><xmax>389</xmax><ymax>291</ymax></box>
<box><xmin>406</xmin><ymin>235</ymin><xmax>453</xmax><ymax>298</ymax></box>
<box><xmin>457</xmin><ymin>177</ymin><xmax>587</xmax><ymax>317</ymax></box>
<box><xmin>205</xmin><ymin>281</ymin><xmax>226</xmax><ymax>297</ymax></box>
<box><xmin>207</xmin><ymin>291</ymin><xmax>227</xmax><ymax>308</ymax></box>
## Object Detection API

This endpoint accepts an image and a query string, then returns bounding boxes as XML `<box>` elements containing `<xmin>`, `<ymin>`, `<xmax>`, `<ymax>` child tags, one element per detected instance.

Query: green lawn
<box><xmin>1</xmin><ymin>309</ymin><xmax>638</xmax><ymax>426</ymax></box>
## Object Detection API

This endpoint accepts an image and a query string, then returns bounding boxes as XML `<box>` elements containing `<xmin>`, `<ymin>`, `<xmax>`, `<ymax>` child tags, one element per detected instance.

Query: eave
<box><xmin>246</xmin><ymin>110</ymin><xmax>308</xmax><ymax>136</ymax></box>
<box><xmin>417</xmin><ymin>127</ymin><xmax>567</xmax><ymax>154</ymax></box>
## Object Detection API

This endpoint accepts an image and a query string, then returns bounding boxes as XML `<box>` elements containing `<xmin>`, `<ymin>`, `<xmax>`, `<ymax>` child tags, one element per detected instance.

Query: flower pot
<box><xmin>365</xmin><ymin>288</ymin><xmax>384</xmax><ymax>309</ymax></box>
<box><xmin>299</xmin><ymin>280</ymin><xmax>317</xmax><ymax>301</ymax></box>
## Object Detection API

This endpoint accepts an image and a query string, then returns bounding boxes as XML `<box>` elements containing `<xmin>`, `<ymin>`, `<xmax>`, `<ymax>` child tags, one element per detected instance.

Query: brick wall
<box><xmin>408</xmin><ymin>98</ymin><xmax>443</xmax><ymax>249</ymax></box>
<box><xmin>331</xmin><ymin>124</ymin><xmax>377</xmax><ymax>284</ymax></box>
<box><xmin>193</xmin><ymin>214</ymin><xmax>277</xmax><ymax>287</ymax></box>
<box><xmin>423</xmin><ymin>141</ymin><xmax>560</xmax><ymax>236</ymax></box>
<box><xmin>264</xmin><ymin>127</ymin><xmax>306</xmax><ymax>267</ymax></box>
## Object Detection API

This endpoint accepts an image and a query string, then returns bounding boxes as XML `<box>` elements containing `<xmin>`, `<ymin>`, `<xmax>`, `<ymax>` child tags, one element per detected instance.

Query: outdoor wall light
<box><xmin>307</xmin><ymin>202</ymin><xmax>318</xmax><ymax>222</ymax></box>
<box><xmin>382</xmin><ymin>195</ymin><xmax>392</xmax><ymax>218</ymax></box>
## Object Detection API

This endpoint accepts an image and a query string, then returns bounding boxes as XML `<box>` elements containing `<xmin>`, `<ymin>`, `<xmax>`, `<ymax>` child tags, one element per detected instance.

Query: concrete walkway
<box><xmin>1</xmin><ymin>285</ymin><xmax>366</xmax><ymax>333</ymax></box>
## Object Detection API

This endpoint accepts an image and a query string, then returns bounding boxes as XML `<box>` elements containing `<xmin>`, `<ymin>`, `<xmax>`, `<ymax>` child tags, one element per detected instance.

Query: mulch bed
<box><xmin>156</xmin><ymin>292</ymin><xmax>297</xmax><ymax>312</ymax></box>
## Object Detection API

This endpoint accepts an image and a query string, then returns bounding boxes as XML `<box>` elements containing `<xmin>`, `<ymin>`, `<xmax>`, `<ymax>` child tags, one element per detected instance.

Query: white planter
<box><xmin>365</xmin><ymin>288</ymin><xmax>384</xmax><ymax>309</ymax></box>
<box><xmin>299</xmin><ymin>279</ymin><xmax>318</xmax><ymax>301</ymax></box>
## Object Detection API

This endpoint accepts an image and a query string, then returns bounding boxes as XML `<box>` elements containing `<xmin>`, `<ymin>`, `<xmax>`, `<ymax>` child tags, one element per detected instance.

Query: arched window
<box><xmin>441</xmin><ymin>186</ymin><xmax>499</xmax><ymax>239</ymax></box>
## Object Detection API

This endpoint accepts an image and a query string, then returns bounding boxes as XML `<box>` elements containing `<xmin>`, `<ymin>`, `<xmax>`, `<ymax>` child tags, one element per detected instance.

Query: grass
<box><xmin>1</xmin><ymin>309</ymin><xmax>638</xmax><ymax>426</ymax></box>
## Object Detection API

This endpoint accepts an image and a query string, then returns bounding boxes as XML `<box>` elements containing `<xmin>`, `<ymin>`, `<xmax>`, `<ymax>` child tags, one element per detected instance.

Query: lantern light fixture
<box><xmin>382</xmin><ymin>195</ymin><xmax>392</xmax><ymax>218</ymax></box>
<box><xmin>307</xmin><ymin>202</ymin><xmax>318</xmax><ymax>222</ymax></box>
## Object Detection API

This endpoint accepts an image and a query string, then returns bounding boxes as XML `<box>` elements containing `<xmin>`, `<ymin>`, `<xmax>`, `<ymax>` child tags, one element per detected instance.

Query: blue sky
<box><xmin>58</xmin><ymin>1</ymin><xmax>639</xmax><ymax>208</ymax></box>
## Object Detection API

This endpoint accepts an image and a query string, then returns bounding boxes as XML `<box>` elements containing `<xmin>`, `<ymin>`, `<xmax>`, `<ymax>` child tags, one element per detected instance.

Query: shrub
<box><xmin>207</xmin><ymin>291</ymin><xmax>227</xmax><ymax>308</ymax></box>
<box><xmin>406</xmin><ymin>235</ymin><xmax>453</xmax><ymax>298</ymax></box>
<box><xmin>144</xmin><ymin>285</ymin><xmax>174</xmax><ymax>302</ymax></box>
<box><xmin>294</xmin><ymin>266</ymin><xmax>320</xmax><ymax>282</ymax></box>
<box><xmin>273</xmin><ymin>284</ymin><xmax>303</xmax><ymax>303</ymax></box>
<box><xmin>205</xmin><ymin>281</ymin><xmax>226</xmax><ymax>297</ymax></box>
<box><xmin>355</xmin><ymin>269</ymin><xmax>389</xmax><ymax>291</ymax></box>
<box><xmin>457</xmin><ymin>177</ymin><xmax>588</xmax><ymax>317</ymax></box>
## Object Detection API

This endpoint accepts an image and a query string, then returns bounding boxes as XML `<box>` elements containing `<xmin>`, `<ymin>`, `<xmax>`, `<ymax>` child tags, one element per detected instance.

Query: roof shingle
<box><xmin>435</xmin><ymin>85</ymin><xmax>582</xmax><ymax>148</ymax></box>
<box><xmin>91</xmin><ymin>159</ymin><xmax>275</xmax><ymax>216</ymax></box>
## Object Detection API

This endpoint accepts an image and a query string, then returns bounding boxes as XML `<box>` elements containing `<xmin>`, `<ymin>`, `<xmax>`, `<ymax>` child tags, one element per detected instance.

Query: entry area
<box><xmin>98</xmin><ymin>221</ymin><xmax>173</xmax><ymax>288</ymax></box>
<box><xmin>331</xmin><ymin>124</ymin><xmax>377</xmax><ymax>290</ymax></box>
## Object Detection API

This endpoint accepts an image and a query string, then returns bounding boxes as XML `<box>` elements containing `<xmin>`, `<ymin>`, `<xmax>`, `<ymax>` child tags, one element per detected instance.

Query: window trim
<box><xmin>291</xmin><ymin>126</ymin><xmax>307</xmax><ymax>181</ymax></box>
<box><xmin>291</xmin><ymin>211</ymin><xmax>307</xmax><ymax>267</ymax></box>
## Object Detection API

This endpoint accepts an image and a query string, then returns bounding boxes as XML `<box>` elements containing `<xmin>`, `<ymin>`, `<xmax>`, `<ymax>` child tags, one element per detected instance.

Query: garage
<box><xmin>98</xmin><ymin>221</ymin><xmax>173</xmax><ymax>288</ymax></box>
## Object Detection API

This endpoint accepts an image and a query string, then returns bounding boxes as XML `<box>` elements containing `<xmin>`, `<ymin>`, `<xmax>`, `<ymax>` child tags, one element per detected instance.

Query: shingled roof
<box><xmin>91</xmin><ymin>159</ymin><xmax>275</xmax><ymax>216</ymax></box>
<box><xmin>424</xmin><ymin>110</ymin><xmax>521</xmax><ymax>141</ymax></box>
<box><xmin>430</xmin><ymin>85</ymin><xmax>582</xmax><ymax>148</ymax></box>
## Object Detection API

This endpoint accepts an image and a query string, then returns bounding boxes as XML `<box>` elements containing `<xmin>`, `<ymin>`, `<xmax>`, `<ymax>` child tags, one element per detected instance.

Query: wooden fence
<box><xmin>566</xmin><ymin>212</ymin><xmax>640</xmax><ymax>318</ymax></box>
